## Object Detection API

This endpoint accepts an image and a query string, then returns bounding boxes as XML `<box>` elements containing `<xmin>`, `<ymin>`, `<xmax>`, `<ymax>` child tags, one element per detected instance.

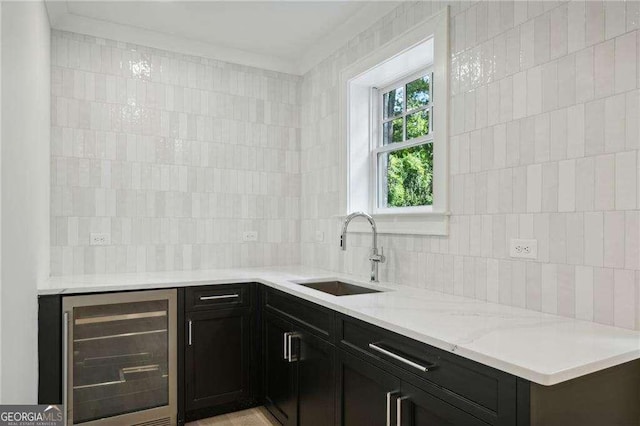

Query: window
<box><xmin>340</xmin><ymin>7</ymin><xmax>449</xmax><ymax>235</ymax></box>
<box><xmin>375</xmin><ymin>70</ymin><xmax>434</xmax><ymax>213</ymax></box>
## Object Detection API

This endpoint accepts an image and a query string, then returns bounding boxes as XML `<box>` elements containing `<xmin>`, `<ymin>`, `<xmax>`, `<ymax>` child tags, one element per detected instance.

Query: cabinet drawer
<box><xmin>263</xmin><ymin>288</ymin><xmax>334</xmax><ymax>341</ymax></box>
<box><xmin>185</xmin><ymin>284</ymin><xmax>251</xmax><ymax>312</ymax></box>
<box><xmin>338</xmin><ymin>315</ymin><xmax>516</xmax><ymax>424</ymax></box>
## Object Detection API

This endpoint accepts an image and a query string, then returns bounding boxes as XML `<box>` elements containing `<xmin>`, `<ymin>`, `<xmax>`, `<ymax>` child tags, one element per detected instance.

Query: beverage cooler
<box><xmin>62</xmin><ymin>289</ymin><xmax>177</xmax><ymax>426</ymax></box>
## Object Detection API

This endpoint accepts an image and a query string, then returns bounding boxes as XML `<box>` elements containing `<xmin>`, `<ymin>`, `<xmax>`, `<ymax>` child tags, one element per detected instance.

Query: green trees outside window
<box><xmin>380</xmin><ymin>74</ymin><xmax>433</xmax><ymax>208</ymax></box>
<box><xmin>386</xmin><ymin>144</ymin><xmax>433</xmax><ymax>207</ymax></box>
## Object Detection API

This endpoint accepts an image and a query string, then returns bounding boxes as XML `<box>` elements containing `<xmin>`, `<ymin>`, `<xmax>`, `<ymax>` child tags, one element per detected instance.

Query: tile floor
<box><xmin>186</xmin><ymin>407</ymin><xmax>277</xmax><ymax>426</ymax></box>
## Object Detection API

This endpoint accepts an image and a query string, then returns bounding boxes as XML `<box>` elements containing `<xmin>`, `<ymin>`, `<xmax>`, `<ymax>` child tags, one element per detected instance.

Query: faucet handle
<box><xmin>369</xmin><ymin>247</ymin><xmax>386</xmax><ymax>263</ymax></box>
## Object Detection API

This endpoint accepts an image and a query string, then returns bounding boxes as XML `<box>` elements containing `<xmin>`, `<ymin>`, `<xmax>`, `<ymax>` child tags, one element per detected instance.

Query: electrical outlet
<box><xmin>242</xmin><ymin>231</ymin><xmax>258</xmax><ymax>242</ymax></box>
<box><xmin>315</xmin><ymin>231</ymin><xmax>324</xmax><ymax>242</ymax></box>
<box><xmin>509</xmin><ymin>239</ymin><xmax>538</xmax><ymax>259</ymax></box>
<box><xmin>90</xmin><ymin>233</ymin><xmax>111</xmax><ymax>246</ymax></box>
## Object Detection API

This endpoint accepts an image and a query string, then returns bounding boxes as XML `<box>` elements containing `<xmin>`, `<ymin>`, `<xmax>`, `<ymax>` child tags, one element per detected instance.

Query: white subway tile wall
<box><xmin>300</xmin><ymin>1</ymin><xmax>640</xmax><ymax>329</ymax></box>
<box><xmin>50</xmin><ymin>2</ymin><xmax>640</xmax><ymax>331</ymax></box>
<box><xmin>50</xmin><ymin>30</ymin><xmax>301</xmax><ymax>275</ymax></box>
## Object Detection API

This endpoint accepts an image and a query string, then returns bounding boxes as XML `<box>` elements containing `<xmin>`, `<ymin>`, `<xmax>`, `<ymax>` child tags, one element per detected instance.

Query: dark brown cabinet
<box><xmin>263</xmin><ymin>311</ymin><xmax>336</xmax><ymax>426</ymax></box>
<box><xmin>398</xmin><ymin>381</ymin><xmax>488</xmax><ymax>426</ymax></box>
<box><xmin>181</xmin><ymin>284</ymin><xmax>259</xmax><ymax>423</ymax></box>
<box><xmin>337</xmin><ymin>350</ymin><xmax>400</xmax><ymax>426</ymax></box>
<box><xmin>296</xmin><ymin>329</ymin><xmax>335</xmax><ymax>426</ymax></box>
<box><xmin>264</xmin><ymin>312</ymin><xmax>298</xmax><ymax>426</ymax></box>
<box><xmin>338</xmin><ymin>350</ymin><xmax>487</xmax><ymax>426</ymax></box>
<box><xmin>337</xmin><ymin>314</ymin><xmax>518</xmax><ymax>425</ymax></box>
<box><xmin>263</xmin><ymin>289</ymin><xmax>336</xmax><ymax>426</ymax></box>
<box><xmin>185</xmin><ymin>308</ymin><xmax>252</xmax><ymax>410</ymax></box>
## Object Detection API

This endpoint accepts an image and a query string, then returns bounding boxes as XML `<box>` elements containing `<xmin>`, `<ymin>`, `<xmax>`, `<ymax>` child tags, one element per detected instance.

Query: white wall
<box><xmin>301</xmin><ymin>1</ymin><xmax>640</xmax><ymax>330</ymax></box>
<box><xmin>49</xmin><ymin>31</ymin><xmax>301</xmax><ymax>276</ymax></box>
<box><xmin>1</xmin><ymin>0</ymin><xmax>50</xmax><ymax>403</ymax></box>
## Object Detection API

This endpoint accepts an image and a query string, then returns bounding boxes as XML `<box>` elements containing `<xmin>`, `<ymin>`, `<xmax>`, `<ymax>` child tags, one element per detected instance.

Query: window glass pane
<box><xmin>406</xmin><ymin>109</ymin><xmax>429</xmax><ymax>140</ymax></box>
<box><xmin>383</xmin><ymin>87</ymin><xmax>403</xmax><ymax>119</ymax></box>
<box><xmin>380</xmin><ymin>143</ymin><xmax>433</xmax><ymax>208</ymax></box>
<box><xmin>383</xmin><ymin>117</ymin><xmax>403</xmax><ymax>145</ymax></box>
<box><xmin>406</xmin><ymin>75</ymin><xmax>430</xmax><ymax>110</ymax></box>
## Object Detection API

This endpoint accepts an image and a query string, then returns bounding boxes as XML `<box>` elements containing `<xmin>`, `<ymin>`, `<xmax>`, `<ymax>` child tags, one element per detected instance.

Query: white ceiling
<box><xmin>45</xmin><ymin>1</ymin><xmax>401</xmax><ymax>75</ymax></box>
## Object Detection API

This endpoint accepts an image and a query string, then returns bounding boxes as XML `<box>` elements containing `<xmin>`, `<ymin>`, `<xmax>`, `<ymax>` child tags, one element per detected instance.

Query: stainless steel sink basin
<box><xmin>295</xmin><ymin>280</ymin><xmax>382</xmax><ymax>296</ymax></box>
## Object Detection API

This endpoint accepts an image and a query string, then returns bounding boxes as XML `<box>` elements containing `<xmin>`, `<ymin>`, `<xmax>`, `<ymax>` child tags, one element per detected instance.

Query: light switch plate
<box><xmin>509</xmin><ymin>239</ymin><xmax>537</xmax><ymax>259</ymax></box>
<box><xmin>242</xmin><ymin>231</ymin><xmax>258</xmax><ymax>242</ymax></box>
<box><xmin>90</xmin><ymin>233</ymin><xmax>111</xmax><ymax>246</ymax></box>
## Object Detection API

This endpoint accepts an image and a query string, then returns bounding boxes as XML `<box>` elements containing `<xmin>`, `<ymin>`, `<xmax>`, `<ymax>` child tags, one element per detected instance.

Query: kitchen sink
<box><xmin>294</xmin><ymin>280</ymin><xmax>382</xmax><ymax>296</ymax></box>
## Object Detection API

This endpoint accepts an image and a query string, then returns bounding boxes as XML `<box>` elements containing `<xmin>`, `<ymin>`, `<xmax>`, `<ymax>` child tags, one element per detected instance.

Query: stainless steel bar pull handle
<box><xmin>199</xmin><ymin>294</ymin><xmax>239</xmax><ymax>301</ymax></box>
<box><xmin>386</xmin><ymin>390</ymin><xmax>400</xmax><ymax>426</ymax></box>
<box><xmin>74</xmin><ymin>310</ymin><xmax>166</xmax><ymax>325</ymax></box>
<box><xmin>283</xmin><ymin>332</ymin><xmax>290</xmax><ymax>360</ymax></box>
<box><xmin>188</xmin><ymin>319</ymin><xmax>193</xmax><ymax>346</ymax></box>
<box><xmin>397</xmin><ymin>396</ymin><xmax>409</xmax><ymax>426</ymax></box>
<box><xmin>369</xmin><ymin>343</ymin><xmax>435</xmax><ymax>373</ymax></box>
<box><xmin>287</xmin><ymin>333</ymin><xmax>297</xmax><ymax>363</ymax></box>
<box><xmin>62</xmin><ymin>311</ymin><xmax>70</xmax><ymax>426</ymax></box>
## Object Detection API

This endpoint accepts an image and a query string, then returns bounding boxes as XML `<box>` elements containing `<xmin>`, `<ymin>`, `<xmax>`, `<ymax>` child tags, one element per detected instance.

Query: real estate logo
<box><xmin>0</xmin><ymin>405</ymin><xmax>63</xmax><ymax>426</ymax></box>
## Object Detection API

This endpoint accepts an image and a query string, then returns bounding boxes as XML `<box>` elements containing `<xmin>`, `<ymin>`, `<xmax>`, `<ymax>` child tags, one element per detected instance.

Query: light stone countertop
<box><xmin>41</xmin><ymin>265</ymin><xmax>640</xmax><ymax>386</ymax></box>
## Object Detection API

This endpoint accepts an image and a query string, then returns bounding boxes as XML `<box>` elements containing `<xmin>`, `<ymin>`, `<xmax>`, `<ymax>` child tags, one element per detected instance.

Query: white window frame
<box><xmin>373</xmin><ymin>68</ymin><xmax>434</xmax><ymax>215</ymax></box>
<box><xmin>339</xmin><ymin>7</ymin><xmax>449</xmax><ymax>236</ymax></box>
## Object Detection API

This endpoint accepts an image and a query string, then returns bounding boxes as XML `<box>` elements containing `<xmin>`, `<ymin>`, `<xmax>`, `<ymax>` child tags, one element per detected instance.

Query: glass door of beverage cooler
<box><xmin>62</xmin><ymin>289</ymin><xmax>177</xmax><ymax>426</ymax></box>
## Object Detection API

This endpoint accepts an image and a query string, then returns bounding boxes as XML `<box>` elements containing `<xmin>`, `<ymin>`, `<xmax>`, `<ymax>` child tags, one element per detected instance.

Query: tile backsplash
<box><xmin>50</xmin><ymin>1</ymin><xmax>640</xmax><ymax>332</ymax></box>
<box><xmin>50</xmin><ymin>30</ymin><xmax>301</xmax><ymax>275</ymax></box>
<box><xmin>300</xmin><ymin>1</ymin><xmax>640</xmax><ymax>330</ymax></box>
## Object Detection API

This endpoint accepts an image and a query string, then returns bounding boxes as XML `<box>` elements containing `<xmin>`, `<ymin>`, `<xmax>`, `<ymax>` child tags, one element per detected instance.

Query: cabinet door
<box><xmin>185</xmin><ymin>307</ymin><xmax>252</xmax><ymax>411</ymax></box>
<box><xmin>296</xmin><ymin>330</ymin><xmax>335</xmax><ymax>426</ymax></box>
<box><xmin>337</xmin><ymin>350</ymin><xmax>401</xmax><ymax>426</ymax></box>
<box><xmin>264</xmin><ymin>312</ymin><xmax>297</xmax><ymax>426</ymax></box>
<box><xmin>399</xmin><ymin>382</ymin><xmax>488</xmax><ymax>426</ymax></box>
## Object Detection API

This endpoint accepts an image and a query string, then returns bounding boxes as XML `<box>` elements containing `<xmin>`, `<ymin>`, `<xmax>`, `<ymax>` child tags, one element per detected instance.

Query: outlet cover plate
<box><xmin>509</xmin><ymin>239</ymin><xmax>537</xmax><ymax>259</ymax></box>
<box><xmin>242</xmin><ymin>231</ymin><xmax>258</xmax><ymax>242</ymax></box>
<box><xmin>90</xmin><ymin>233</ymin><xmax>111</xmax><ymax>246</ymax></box>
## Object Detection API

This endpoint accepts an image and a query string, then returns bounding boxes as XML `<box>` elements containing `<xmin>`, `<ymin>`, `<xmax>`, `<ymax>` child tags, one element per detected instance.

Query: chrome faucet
<box><xmin>339</xmin><ymin>212</ymin><xmax>385</xmax><ymax>282</ymax></box>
